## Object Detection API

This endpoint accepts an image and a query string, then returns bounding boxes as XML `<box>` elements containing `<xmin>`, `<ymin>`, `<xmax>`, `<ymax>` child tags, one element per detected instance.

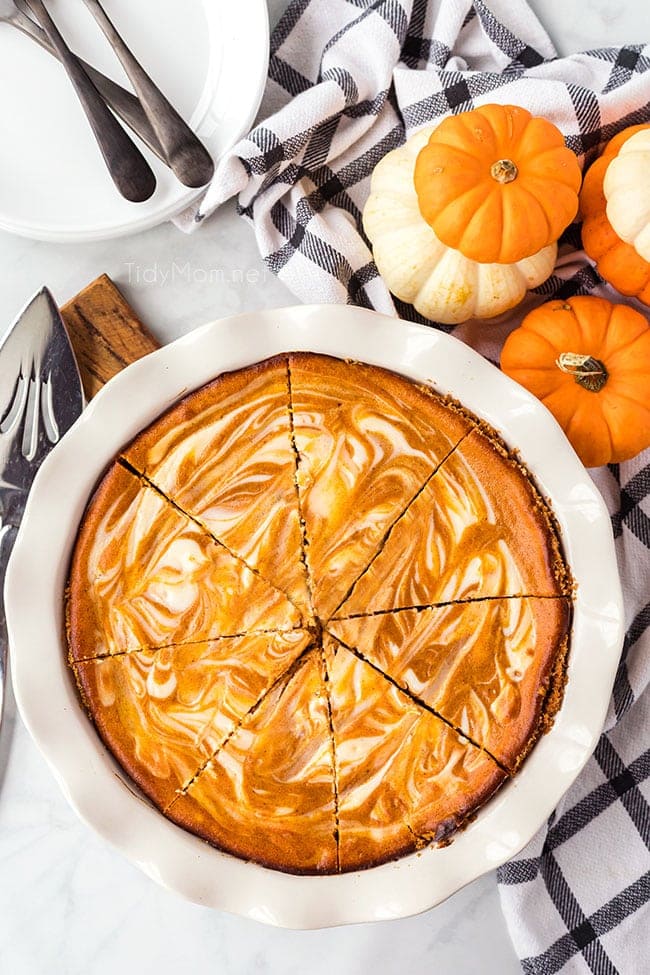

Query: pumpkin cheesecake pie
<box><xmin>67</xmin><ymin>352</ymin><xmax>572</xmax><ymax>874</ymax></box>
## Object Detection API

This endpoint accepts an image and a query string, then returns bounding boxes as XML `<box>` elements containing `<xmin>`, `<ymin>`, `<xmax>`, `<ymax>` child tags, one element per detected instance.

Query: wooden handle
<box><xmin>61</xmin><ymin>274</ymin><xmax>160</xmax><ymax>400</ymax></box>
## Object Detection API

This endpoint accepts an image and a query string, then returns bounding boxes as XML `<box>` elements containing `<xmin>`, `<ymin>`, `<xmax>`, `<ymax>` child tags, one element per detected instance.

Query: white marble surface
<box><xmin>0</xmin><ymin>1</ymin><xmax>646</xmax><ymax>972</ymax></box>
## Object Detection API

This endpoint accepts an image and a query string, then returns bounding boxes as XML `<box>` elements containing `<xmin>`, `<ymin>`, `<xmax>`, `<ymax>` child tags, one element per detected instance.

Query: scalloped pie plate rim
<box><xmin>5</xmin><ymin>304</ymin><xmax>624</xmax><ymax>928</ymax></box>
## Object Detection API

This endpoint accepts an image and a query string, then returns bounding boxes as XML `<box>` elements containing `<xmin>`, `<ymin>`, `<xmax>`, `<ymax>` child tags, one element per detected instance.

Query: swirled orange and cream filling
<box><xmin>67</xmin><ymin>353</ymin><xmax>572</xmax><ymax>875</ymax></box>
<box><xmin>334</xmin><ymin>427</ymin><xmax>569</xmax><ymax>619</ymax></box>
<box><xmin>122</xmin><ymin>356</ymin><xmax>310</xmax><ymax>617</ymax></box>
<box><xmin>323</xmin><ymin>636</ymin><xmax>506</xmax><ymax>872</ymax></box>
<box><xmin>74</xmin><ymin>630</ymin><xmax>313</xmax><ymax>808</ymax></box>
<box><xmin>287</xmin><ymin>353</ymin><xmax>474</xmax><ymax>618</ymax></box>
<box><xmin>67</xmin><ymin>464</ymin><xmax>301</xmax><ymax>661</ymax></box>
<box><xmin>329</xmin><ymin>597</ymin><xmax>570</xmax><ymax>772</ymax></box>
<box><xmin>166</xmin><ymin>650</ymin><xmax>338</xmax><ymax>874</ymax></box>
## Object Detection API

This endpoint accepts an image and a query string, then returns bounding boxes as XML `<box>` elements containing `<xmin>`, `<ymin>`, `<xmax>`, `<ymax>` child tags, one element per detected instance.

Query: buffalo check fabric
<box><xmin>499</xmin><ymin>450</ymin><xmax>650</xmax><ymax>974</ymax></box>
<box><xmin>179</xmin><ymin>1</ymin><xmax>650</xmax><ymax>970</ymax></box>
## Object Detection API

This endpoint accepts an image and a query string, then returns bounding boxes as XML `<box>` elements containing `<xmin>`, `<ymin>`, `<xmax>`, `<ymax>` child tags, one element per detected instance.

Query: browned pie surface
<box><xmin>166</xmin><ymin>650</ymin><xmax>338</xmax><ymax>874</ymax></box>
<box><xmin>335</xmin><ymin>428</ymin><xmax>570</xmax><ymax>619</ymax></box>
<box><xmin>329</xmin><ymin>597</ymin><xmax>571</xmax><ymax>772</ymax></box>
<box><xmin>67</xmin><ymin>463</ymin><xmax>301</xmax><ymax>661</ymax></box>
<box><xmin>74</xmin><ymin>630</ymin><xmax>312</xmax><ymax>809</ymax></box>
<box><xmin>122</xmin><ymin>356</ymin><xmax>311</xmax><ymax>617</ymax></box>
<box><xmin>323</xmin><ymin>636</ymin><xmax>506</xmax><ymax>871</ymax></box>
<box><xmin>67</xmin><ymin>352</ymin><xmax>572</xmax><ymax>874</ymax></box>
<box><xmin>288</xmin><ymin>353</ymin><xmax>475</xmax><ymax>619</ymax></box>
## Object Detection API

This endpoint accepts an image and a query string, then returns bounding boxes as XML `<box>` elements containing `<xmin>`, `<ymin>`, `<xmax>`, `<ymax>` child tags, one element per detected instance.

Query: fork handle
<box><xmin>24</xmin><ymin>0</ymin><xmax>157</xmax><ymax>203</ymax></box>
<box><xmin>81</xmin><ymin>60</ymin><xmax>164</xmax><ymax>162</ymax></box>
<box><xmin>0</xmin><ymin>524</ymin><xmax>17</xmax><ymax>732</ymax></box>
<box><xmin>82</xmin><ymin>0</ymin><xmax>214</xmax><ymax>189</ymax></box>
<box><xmin>12</xmin><ymin>5</ymin><xmax>164</xmax><ymax>160</ymax></box>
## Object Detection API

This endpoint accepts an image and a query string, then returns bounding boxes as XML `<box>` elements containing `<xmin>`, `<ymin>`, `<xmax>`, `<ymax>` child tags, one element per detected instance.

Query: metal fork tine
<box><xmin>0</xmin><ymin>373</ymin><xmax>28</xmax><ymax>435</ymax></box>
<box><xmin>21</xmin><ymin>369</ymin><xmax>41</xmax><ymax>462</ymax></box>
<box><xmin>41</xmin><ymin>375</ymin><xmax>60</xmax><ymax>444</ymax></box>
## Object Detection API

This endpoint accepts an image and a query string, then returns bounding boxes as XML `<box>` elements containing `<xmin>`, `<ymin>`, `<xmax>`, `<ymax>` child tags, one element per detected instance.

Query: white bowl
<box><xmin>5</xmin><ymin>305</ymin><xmax>624</xmax><ymax>928</ymax></box>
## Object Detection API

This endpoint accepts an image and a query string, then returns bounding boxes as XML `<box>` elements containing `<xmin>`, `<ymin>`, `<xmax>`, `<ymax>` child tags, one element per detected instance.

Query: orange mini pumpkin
<box><xmin>413</xmin><ymin>104</ymin><xmax>582</xmax><ymax>265</ymax></box>
<box><xmin>580</xmin><ymin>124</ymin><xmax>650</xmax><ymax>304</ymax></box>
<box><xmin>501</xmin><ymin>296</ymin><xmax>650</xmax><ymax>468</ymax></box>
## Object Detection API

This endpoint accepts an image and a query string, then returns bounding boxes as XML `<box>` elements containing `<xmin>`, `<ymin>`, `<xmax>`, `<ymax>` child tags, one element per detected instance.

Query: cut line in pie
<box><xmin>332</xmin><ymin>592</ymin><xmax>569</xmax><ymax>622</ymax></box>
<box><xmin>71</xmin><ymin>627</ymin><xmax>305</xmax><ymax>664</ymax></box>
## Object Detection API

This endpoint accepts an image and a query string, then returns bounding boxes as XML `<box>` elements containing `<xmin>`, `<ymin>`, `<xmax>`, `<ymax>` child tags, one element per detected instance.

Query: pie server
<box><xmin>0</xmin><ymin>288</ymin><xmax>84</xmax><ymax>735</ymax></box>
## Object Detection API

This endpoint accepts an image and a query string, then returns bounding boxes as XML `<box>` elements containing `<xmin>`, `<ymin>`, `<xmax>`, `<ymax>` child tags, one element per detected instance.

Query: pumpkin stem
<box><xmin>490</xmin><ymin>159</ymin><xmax>518</xmax><ymax>184</ymax></box>
<box><xmin>556</xmin><ymin>352</ymin><xmax>609</xmax><ymax>392</ymax></box>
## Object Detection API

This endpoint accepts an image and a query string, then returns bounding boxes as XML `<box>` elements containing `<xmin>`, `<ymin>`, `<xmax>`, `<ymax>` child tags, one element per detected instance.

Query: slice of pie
<box><xmin>288</xmin><ymin>353</ymin><xmax>475</xmax><ymax>619</ymax></box>
<box><xmin>329</xmin><ymin>597</ymin><xmax>571</xmax><ymax>771</ymax></box>
<box><xmin>67</xmin><ymin>463</ymin><xmax>301</xmax><ymax>661</ymax></box>
<box><xmin>122</xmin><ymin>355</ymin><xmax>311</xmax><ymax>617</ymax></box>
<box><xmin>334</xmin><ymin>427</ymin><xmax>571</xmax><ymax>618</ymax></box>
<box><xmin>74</xmin><ymin>630</ymin><xmax>313</xmax><ymax>808</ymax></box>
<box><xmin>166</xmin><ymin>650</ymin><xmax>338</xmax><ymax>874</ymax></box>
<box><xmin>323</xmin><ymin>635</ymin><xmax>506</xmax><ymax>871</ymax></box>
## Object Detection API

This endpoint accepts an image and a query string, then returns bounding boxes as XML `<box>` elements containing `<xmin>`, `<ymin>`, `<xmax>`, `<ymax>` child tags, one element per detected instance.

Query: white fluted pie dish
<box><xmin>5</xmin><ymin>304</ymin><xmax>623</xmax><ymax>928</ymax></box>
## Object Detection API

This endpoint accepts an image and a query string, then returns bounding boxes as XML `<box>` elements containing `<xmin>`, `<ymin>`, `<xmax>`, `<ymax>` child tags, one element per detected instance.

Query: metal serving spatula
<box><xmin>0</xmin><ymin>289</ymin><xmax>84</xmax><ymax>731</ymax></box>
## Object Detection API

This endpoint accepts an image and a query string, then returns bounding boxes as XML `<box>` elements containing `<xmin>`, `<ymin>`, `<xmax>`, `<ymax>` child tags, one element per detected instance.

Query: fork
<box><xmin>23</xmin><ymin>0</ymin><xmax>157</xmax><ymax>202</ymax></box>
<box><xmin>0</xmin><ymin>0</ymin><xmax>164</xmax><ymax>160</ymax></box>
<box><xmin>82</xmin><ymin>0</ymin><xmax>214</xmax><ymax>188</ymax></box>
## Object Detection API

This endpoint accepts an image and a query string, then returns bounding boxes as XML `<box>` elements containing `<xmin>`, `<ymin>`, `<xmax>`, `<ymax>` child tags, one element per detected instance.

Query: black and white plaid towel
<box><xmin>180</xmin><ymin>1</ymin><xmax>650</xmax><ymax>969</ymax></box>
